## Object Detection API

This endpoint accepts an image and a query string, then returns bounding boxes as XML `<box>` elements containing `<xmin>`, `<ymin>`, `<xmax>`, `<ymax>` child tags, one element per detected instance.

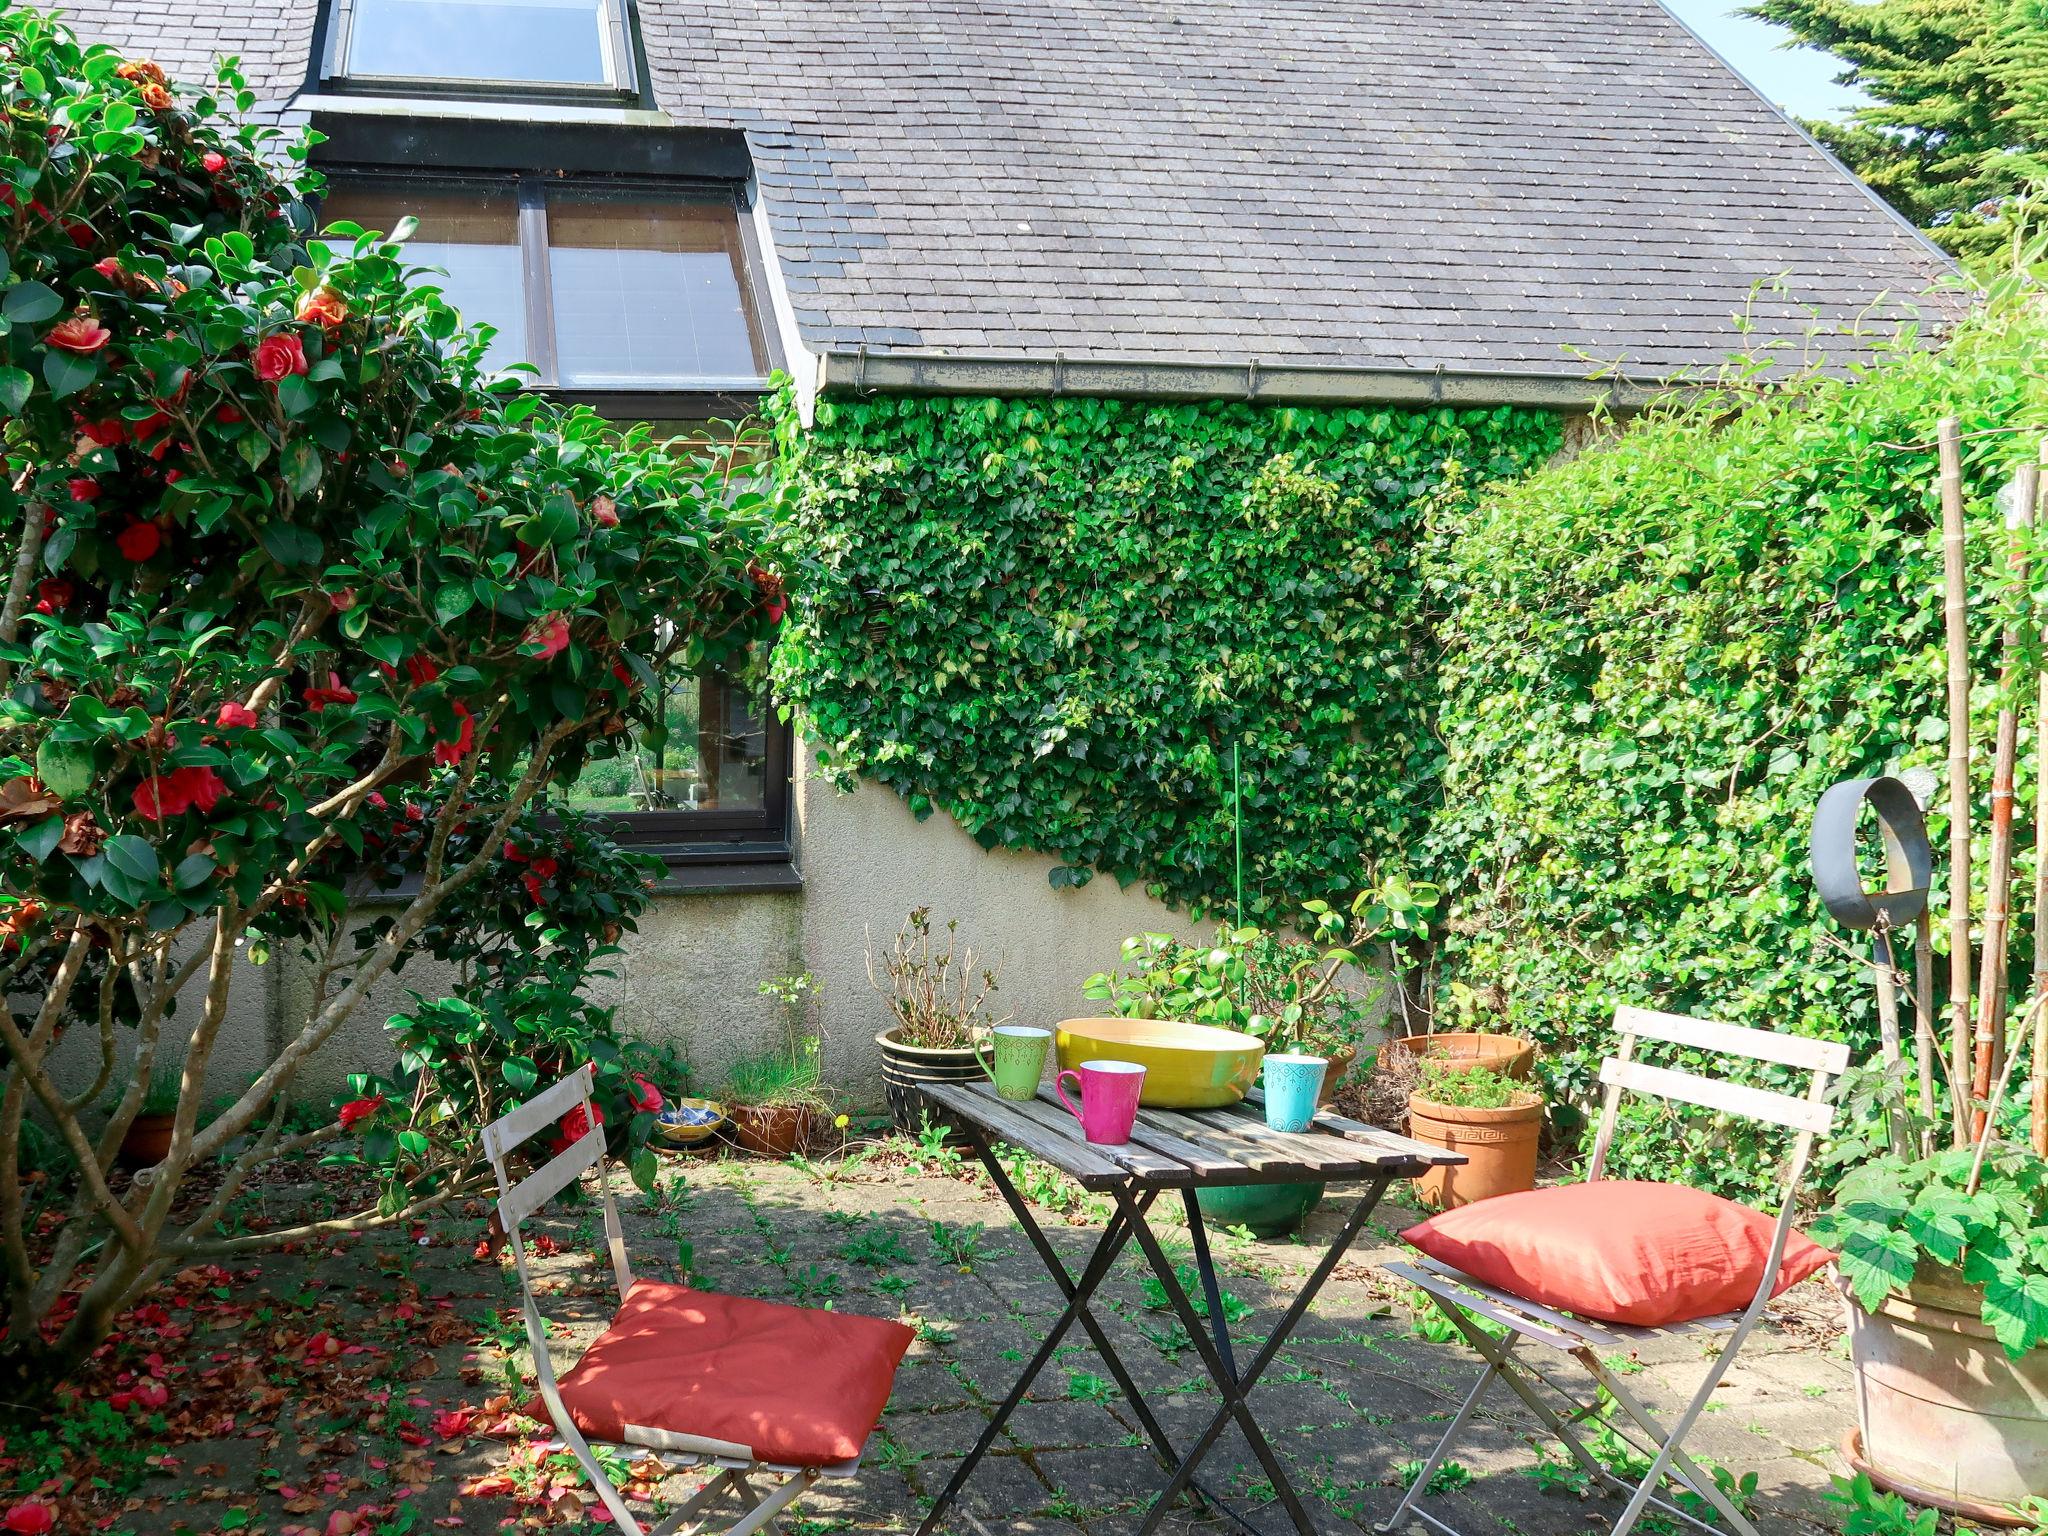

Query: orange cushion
<box><xmin>544</xmin><ymin>1281</ymin><xmax>913</xmax><ymax>1464</ymax></box>
<box><xmin>1402</xmin><ymin>1180</ymin><xmax>1834</xmax><ymax>1328</ymax></box>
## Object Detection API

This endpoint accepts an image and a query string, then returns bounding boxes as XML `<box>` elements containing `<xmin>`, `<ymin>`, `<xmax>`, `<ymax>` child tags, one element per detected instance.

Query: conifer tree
<box><xmin>1745</xmin><ymin>0</ymin><xmax>2048</xmax><ymax>260</ymax></box>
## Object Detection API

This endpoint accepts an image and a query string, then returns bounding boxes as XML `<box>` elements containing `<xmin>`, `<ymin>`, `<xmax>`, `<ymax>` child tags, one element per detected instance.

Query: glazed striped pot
<box><xmin>877</xmin><ymin>1028</ymin><xmax>986</xmax><ymax>1136</ymax></box>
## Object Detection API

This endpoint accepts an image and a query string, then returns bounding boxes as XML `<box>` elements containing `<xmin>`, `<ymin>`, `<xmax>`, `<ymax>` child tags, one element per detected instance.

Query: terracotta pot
<box><xmin>1838</xmin><ymin>1267</ymin><xmax>2048</xmax><ymax>1521</ymax></box>
<box><xmin>117</xmin><ymin>1111</ymin><xmax>174</xmax><ymax>1169</ymax></box>
<box><xmin>1381</xmin><ymin>1031</ymin><xmax>1536</xmax><ymax>1081</ymax></box>
<box><xmin>1317</xmin><ymin>1044</ymin><xmax>1357</xmax><ymax>1107</ymax></box>
<box><xmin>1405</xmin><ymin>1089</ymin><xmax>1541</xmax><ymax>1210</ymax></box>
<box><xmin>728</xmin><ymin>1104</ymin><xmax>815</xmax><ymax>1159</ymax></box>
<box><xmin>876</xmin><ymin>1028</ymin><xmax>985</xmax><ymax>1136</ymax></box>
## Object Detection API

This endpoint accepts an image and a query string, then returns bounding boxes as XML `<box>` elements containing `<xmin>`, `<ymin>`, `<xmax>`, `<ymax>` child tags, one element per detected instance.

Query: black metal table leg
<box><xmin>915</xmin><ymin>1133</ymin><xmax>1160</xmax><ymax>1536</ymax></box>
<box><xmin>1127</xmin><ymin>1174</ymin><xmax>1398</xmax><ymax>1536</ymax></box>
<box><xmin>965</xmin><ymin>1140</ymin><xmax>1207</xmax><ymax>1488</ymax></box>
<box><xmin>1183</xmin><ymin>1186</ymin><xmax>1239</xmax><ymax>1383</ymax></box>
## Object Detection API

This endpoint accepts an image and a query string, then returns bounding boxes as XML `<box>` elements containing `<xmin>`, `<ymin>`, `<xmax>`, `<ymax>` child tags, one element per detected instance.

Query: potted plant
<box><xmin>117</xmin><ymin>1067</ymin><xmax>182</xmax><ymax>1169</ymax></box>
<box><xmin>1086</xmin><ymin>882</ymin><xmax>1436</xmax><ymax>1237</ymax></box>
<box><xmin>869</xmin><ymin>909</ymin><xmax>1008</xmax><ymax>1134</ymax></box>
<box><xmin>1404</xmin><ymin>1060</ymin><xmax>1543</xmax><ymax>1210</ymax></box>
<box><xmin>724</xmin><ymin>973</ymin><xmax>830</xmax><ymax>1157</ymax></box>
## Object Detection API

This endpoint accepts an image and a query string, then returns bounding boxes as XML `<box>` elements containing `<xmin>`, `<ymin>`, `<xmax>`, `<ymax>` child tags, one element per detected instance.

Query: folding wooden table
<box><xmin>915</xmin><ymin>1079</ymin><xmax>1463</xmax><ymax>1536</ymax></box>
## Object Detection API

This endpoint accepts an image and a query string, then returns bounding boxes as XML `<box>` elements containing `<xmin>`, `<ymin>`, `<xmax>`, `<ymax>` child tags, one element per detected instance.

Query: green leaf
<box><xmin>503</xmin><ymin>1056</ymin><xmax>539</xmax><ymax>1093</ymax></box>
<box><xmin>0</xmin><ymin>366</ymin><xmax>33</xmax><ymax>414</ymax></box>
<box><xmin>42</xmin><ymin>348</ymin><xmax>98</xmax><ymax>399</ymax></box>
<box><xmin>1982</xmin><ymin>1271</ymin><xmax>2048</xmax><ymax>1358</ymax></box>
<box><xmin>103</xmin><ymin>833</ymin><xmax>161</xmax><ymax>885</ymax></box>
<box><xmin>4</xmin><ymin>281</ymin><xmax>61</xmax><ymax>323</ymax></box>
<box><xmin>433</xmin><ymin>583</ymin><xmax>475</xmax><ymax>624</ymax></box>
<box><xmin>259</xmin><ymin>522</ymin><xmax>322</xmax><ymax>567</ymax></box>
<box><xmin>1838</xmin><ymin>1226</ymin><xmax>1918</xmax><ymax>1312</ymax></box>
<box><xmin>172</xmin><ymin>852</ymin><xmax>218</xmax><ymax>890</ymax></box>
<box><xmin>13</xmin><ymin>815</ymin><xmax>62</xmax><ymax>863</ymax></box>
<box><xmin>35</xmin><ymin>737</ymin><xmax>93</xmax><ymax>798</ymax></box>
<box><xmin>282</xmin><ymin>440</ymin><xmax>322</xmax><ymax>495</ymax></box>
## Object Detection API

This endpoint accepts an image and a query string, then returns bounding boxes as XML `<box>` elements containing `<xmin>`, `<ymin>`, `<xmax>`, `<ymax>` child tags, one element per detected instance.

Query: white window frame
<box><xmin>325</xmin><ymin>0</ymin><xmax>637</xmax><ymax>97</ymax></box>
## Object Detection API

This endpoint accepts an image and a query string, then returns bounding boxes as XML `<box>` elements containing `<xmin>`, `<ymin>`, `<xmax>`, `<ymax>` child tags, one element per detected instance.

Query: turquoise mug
<box><xmin>1263</xmin><ymin>1053</ymin><xmax>1328</xmax><ymax>1134</ymax></box>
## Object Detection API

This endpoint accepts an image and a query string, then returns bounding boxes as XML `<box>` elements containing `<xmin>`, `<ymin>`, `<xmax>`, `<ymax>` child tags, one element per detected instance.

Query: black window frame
<box><xmin>315</xmin><ymin>0</ymin><xmax>646</xmax><ymax>105</ymax></box>
<box><xmin>314</xmin><ymin>159</ymin><xmax>797</xmax><ymax>885</ymax></box>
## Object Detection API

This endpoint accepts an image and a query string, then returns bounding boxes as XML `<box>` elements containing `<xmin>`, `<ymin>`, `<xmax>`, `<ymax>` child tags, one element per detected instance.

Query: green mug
<box><xmin>977</xmin><ymin>1025</ymin><xmax>1052</xmax><ymax>1101</ymax></box>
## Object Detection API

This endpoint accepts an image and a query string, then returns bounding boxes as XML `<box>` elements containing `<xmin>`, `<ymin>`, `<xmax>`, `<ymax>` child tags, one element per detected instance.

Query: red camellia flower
<box><xmin>627</xmin><ymin>1075</ymin><xmax>663</xmax><ymax>1115</ymax></box>
<box><xmin>523</xmin><ymin>613</ymin><xmax>571</xmax><ymax>660</ymax></box>
<box><xmin>215</xmin><ymin>701</ymin><xmax>258</xmax><ymax>729</ymax></box>
<box><xmin>405</xmin><ymin>654</ymin><xmax>438</xmax><ymax>686</ymax></box>
<box><xmin>747</xmin><ymin>558</ymin><xmax>787</xmax><ymax>624</ymax></box>
<box><xmin>92</xmin><ymin>255</ymin><xmax>125</xmax><ymax>282</ymax></box>
<box><xmin>116</xmin><ymin>520</ymin><xmax>163</xmax><ymax>562</ymax></box>
<box><xmin>336</xmin><ymin>1095</ymin><xmax>384</xmax><ymax>1130</ymax></box>
<box><xmin>3</xmin><ymin>1501</ymin><xmax>54</xmax><ymax>1535</ymax></box>
<box><xmin>432</xmin><ymin>700</ymin><xmax>475</xmax><ymax>767</ymax></box>
<box><xmin>202</xmin><ymin>150</ymin><xmax>227</xmax><ymax>174</ymax></box>
<box><xmin>547</xmin><ymin>1102</ymin><xmax>603</xmax><ymax>1153</ymax></box>
<box><xmin>521</xmin><ymin>872</ymin><xmax>545</xmax><ymax>904</ymax></box>
<box><xmin>295</xmin><ymin>285</ymin><xmax>348</xmax><ymax>332</ymax></box>
<box><xmin>32</xmin><ymin>578</ymin><xmax>72</xmax><ymax>615</ymax></box>
<box><xmin>253</xmin><ymin>332</ymin><xmax>307</xmax><ymax>383</ymax></box>
<box><xmin>528</xmin><ymin>856</ymin><xmax>560</xmax><ymax>881</ymax></box>
<box><xmin>67</xmin><ymin>476</ymin><xmax>99</xmax><ymax>502</ymax></box>
<box><xmin>214</xmin><ymin>402</ymin><xmax>243</xmax><ymax>425</ymax></box>
<box><xmin>590</xmin><ymin>493</ymin><xmax>619</xmax><ymax>528</ymax></box>
<box><xmin>502</xmin><ymin>841</ymin><xmax>527</xmax><ymax>863</ymax></box>
<box><xmin>302</xmin><ymin>673</ymin><xmax>358</xmax><ymax>712</ymax></box>
<box><xmin>79</xmin><ymin>417</ymin><xmax>127</xmax><ymax>446</ymax></box>
<box><xmin>46</xmin><ymin>314</ymin><xmax>112</xmax><ymax>354</ymax></box>
<box><xmin>132</xmin><ymin>766</ymin><xmax>226</xmax><ymax>822</ymax></box>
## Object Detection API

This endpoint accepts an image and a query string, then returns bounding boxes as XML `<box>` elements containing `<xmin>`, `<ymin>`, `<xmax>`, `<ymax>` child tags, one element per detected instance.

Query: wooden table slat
<box><xmin>1177</xmin><ymin>1107</ymin><xmax>1381</xmax><ymax>1176</ymax></box>
<box><xmin>1130</xmin><ymin>1107</ymin><xmax>1328</xmax><ymax>1176</ymax></box>
<box><xmin>1011</xmin><ymin>1091</ymin><xmax>1192</xmax><ymax>1185</ymax></box>
<box><xmin>1234</xmin><ymin>1089</ymin><xmax>1462</xmax><ymax>1168</ymax></box>
<box><xmin>920</xmin><ymin>1082</ymin><xmax>1129</xmax><ymax>1189</ymax></box>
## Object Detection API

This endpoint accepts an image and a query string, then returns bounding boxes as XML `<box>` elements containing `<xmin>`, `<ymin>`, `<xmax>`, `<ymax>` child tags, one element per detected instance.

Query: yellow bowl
<box><xmin>1054</xmin><ymin>1018</ymin><xmax>1264</xmax><ymax>1108</ymax></box>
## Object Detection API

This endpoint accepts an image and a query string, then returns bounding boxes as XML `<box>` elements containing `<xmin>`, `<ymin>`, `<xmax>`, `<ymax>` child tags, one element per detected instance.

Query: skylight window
<box><xmin>331</xmin><ymin>0</ymin><xmax>633</xmax><ymax>91</ymax></box>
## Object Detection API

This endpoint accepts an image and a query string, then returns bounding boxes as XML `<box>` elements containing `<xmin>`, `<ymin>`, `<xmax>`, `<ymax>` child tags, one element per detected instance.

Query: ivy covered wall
<box><xmin>769</xmin><ymin>392</ymin><xmax>1562</xmax><ymax>924</ymax></box>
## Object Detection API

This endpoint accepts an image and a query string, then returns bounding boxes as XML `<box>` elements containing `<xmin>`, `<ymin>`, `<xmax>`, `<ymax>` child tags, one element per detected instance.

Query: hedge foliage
<box><xmin>1427</xmin><ymin>303</ymin><xmax>2048</xmax><ymax>1195</ymax></box>
<box><xmin>770</xmin><ymin>392</ymin><xmax>1559</xmax><ymax>922</ymax></box>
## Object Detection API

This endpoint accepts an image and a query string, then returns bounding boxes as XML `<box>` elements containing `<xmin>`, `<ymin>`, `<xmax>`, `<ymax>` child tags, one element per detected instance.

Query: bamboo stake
<box><xmin>1973</xmin><ymin>461</ymin><xmax>2034</xmax><ymax>1135</ymax></box>
<box><xmin>1871</xmin><ymin>923</ymin><xmax>1909</xmax><ymax>1156</ymax></box>
<box><xmin>1940</xmin><ymin>417</ymin><xmax>1974</xmax><ymax>1148</ymax></box>
<box><xmin>2035</xmin><ymin>441</ymin><xmax>2048</xmax><ymax>1158</ymax></box>
<box><xmin>1914</xmin><ymin>912</ymin><xmax>1938</xmax><ymax>1153</ymax></box>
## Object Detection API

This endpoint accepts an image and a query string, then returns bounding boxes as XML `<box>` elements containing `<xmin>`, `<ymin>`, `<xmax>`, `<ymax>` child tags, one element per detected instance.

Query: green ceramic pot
<box><xmin>1194</xmin><ymin>1181</ymin><xmax>1326</xmax><ymax>1238</ymax></box>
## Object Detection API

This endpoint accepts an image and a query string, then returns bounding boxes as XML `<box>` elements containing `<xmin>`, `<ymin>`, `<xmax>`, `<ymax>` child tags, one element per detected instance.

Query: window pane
<box><xmin>563</xmin><ymin>664</ymin><xmax>770</xmax><ymax>814</ymax></box>
<box><xmin>345</xmin><ymin>0</ymin><xmax>611</xmax><ymax>85</ymax></box>
<box><xmin>546</xmin><ymin>192</ymin><xmax>765</xmax><ymax>388</ymax></box>
<box><xmin>320</xmin><ymin>182</ymin><xmax>530</xmax><ymax>374</ymax></box>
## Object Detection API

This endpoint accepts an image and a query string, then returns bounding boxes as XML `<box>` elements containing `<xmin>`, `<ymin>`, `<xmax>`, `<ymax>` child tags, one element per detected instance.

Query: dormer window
<box><xmin>325</xmin><ymin>0</ymin><xmax>636</xmax><ymax>95</ymax></box>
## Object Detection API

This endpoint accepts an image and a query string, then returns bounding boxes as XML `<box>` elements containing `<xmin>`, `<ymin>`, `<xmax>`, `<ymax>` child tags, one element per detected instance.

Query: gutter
<box><xmin>812</xmin><ymin>349</ymin><xmax>1667</xmax><ymax>412</ymax></box>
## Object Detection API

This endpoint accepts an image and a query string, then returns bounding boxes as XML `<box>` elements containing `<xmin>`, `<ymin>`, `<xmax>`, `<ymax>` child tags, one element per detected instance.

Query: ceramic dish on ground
<box><xmin>1053</xmin><ymin>1017</ymin><xmax>1264</xmax><ymax>1108</ymax></box>
<box><xmin>654</xmin><ymin>1098</ymin><xmax>727</xmax><ymax>1148</ymax></box>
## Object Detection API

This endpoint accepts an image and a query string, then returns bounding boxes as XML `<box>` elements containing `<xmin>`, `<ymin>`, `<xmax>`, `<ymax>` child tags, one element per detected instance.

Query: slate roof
<box><xmin>60</xmin><ymin>0</ymin><xmax>1958</xmax><ymax>389</ymax></box>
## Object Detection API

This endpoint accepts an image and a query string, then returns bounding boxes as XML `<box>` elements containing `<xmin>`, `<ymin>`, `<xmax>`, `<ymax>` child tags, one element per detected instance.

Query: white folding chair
<box><xmin>1378</xmin><ymin>1007</ymin><xmax>1848</xmax><ymax>1536</ymax></box>
<box><xmin>484</xmin><ymin>1064</ymin><xmax>911</xmax><ymax>1536</ymax></box>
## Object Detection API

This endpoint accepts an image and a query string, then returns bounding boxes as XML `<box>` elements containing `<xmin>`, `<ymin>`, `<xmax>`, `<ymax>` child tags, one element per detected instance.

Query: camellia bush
<box><xmin>0</xmin><ymin>10</ymin><xmax>775</xmax><ymax>1383</ymax></box>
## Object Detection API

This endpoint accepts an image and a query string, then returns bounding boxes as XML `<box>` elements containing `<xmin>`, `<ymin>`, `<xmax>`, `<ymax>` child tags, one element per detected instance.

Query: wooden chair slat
<box><xmin>1615</xmin><ymin>1006</ymin><xmax>1850</xmax><ymax>1075</ymax></box>
<box><xmin>1597</xmin><ymin>1058</ymin><xmax>1835</xmax><ymax>1134</ymax></box>
<box><xmin>500</xmin><ymin>1123</ymin><xmax>608</xmax><ymax>1227</ymax></box>
<box><xmin>484</xmin><ymin>1064</ymin><xmax>594</xmax><ymax>1165</ymax></box>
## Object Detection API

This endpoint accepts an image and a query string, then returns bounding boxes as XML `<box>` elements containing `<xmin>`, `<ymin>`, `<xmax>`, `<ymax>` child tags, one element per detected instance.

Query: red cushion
<box><xmin>544</xmin><ymin>1281</ymin><xmax>913</xmax><ymax>1464</ymax></box>
<box><xmin>1401</xmin><ymin>1180</ymin><xmax>1834</xmax><ymax>1328</ymax></box>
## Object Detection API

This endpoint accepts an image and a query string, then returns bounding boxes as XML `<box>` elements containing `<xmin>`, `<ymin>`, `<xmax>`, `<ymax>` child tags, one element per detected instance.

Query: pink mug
<box><xmin>1055</xmin><ymin>1059</ymin><xmax>1146</xmax><ymax>1145</ymax></box>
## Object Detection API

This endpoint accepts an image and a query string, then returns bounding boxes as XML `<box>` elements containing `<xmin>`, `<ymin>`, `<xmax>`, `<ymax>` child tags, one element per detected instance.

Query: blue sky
<box><xmin>1661</xmin><ymin>0</ymin><xmax>1868</xmax><ymax>119</ymax></box>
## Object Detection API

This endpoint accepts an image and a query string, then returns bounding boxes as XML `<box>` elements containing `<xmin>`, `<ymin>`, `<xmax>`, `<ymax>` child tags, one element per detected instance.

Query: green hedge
<box><xmin>1427</xmin><ymin>307</ymin><xmax>2048</xmax><ymax>1195</ymax></box>
<box><xmin>769</xmin><ymin>392</ymin><xmax>1559</xmax><ymax>922</ymax></box>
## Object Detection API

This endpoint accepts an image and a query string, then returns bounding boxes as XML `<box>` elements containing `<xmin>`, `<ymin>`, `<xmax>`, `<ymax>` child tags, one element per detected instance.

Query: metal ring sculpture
<box><xmin>1810</xmin><ymin>775</ymin><xmax>1932</xmax><ymax>931</ymax></box>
